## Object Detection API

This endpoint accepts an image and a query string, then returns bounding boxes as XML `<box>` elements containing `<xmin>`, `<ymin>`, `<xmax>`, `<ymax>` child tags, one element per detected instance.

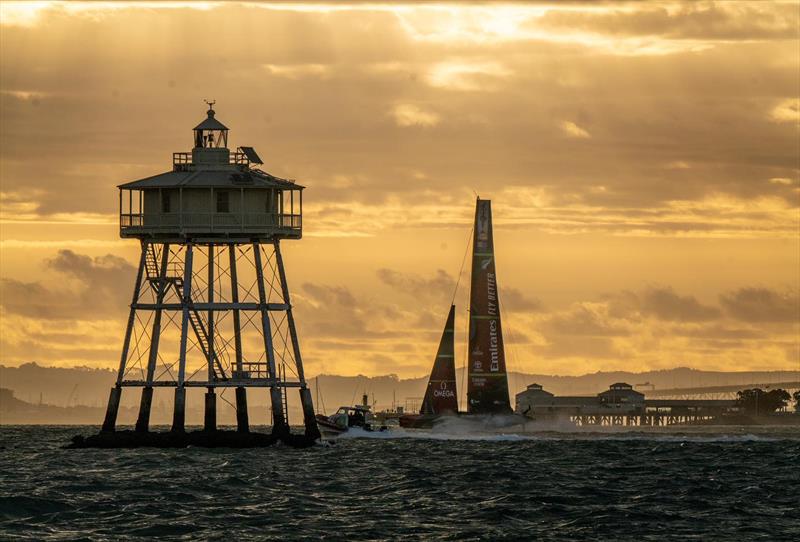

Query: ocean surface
<box><xmin>1</xmin><ymin>425</ymin><xmax>799</xmax><ymax>541</ymax></box>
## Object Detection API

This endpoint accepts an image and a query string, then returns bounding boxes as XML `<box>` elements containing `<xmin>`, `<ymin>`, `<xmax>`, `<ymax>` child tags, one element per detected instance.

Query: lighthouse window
<box><xmin>161</xmin><ymin>192</ymin><xmax>171</xmax><ymax>213</ymax></box>
<box><xmin>216</xmin><ymin>191</ymin><xmax>230</xmax><ymax>213</ymax></box>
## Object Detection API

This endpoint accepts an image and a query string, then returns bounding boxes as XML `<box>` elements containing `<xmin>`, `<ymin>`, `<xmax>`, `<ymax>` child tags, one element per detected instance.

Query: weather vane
<box><xmin>204</xmin><ymin>99</ymin><xmax>215</xmax><ymax>111</ymax></box>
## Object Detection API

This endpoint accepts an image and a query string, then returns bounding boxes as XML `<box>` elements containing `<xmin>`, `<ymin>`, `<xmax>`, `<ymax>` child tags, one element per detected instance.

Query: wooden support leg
<box><xmin>172</xmin><ymin>387</ymin><xmax>186</xmax><ymax>433</ymax></box>
<box><xmin>236</xmin><ymin>387</ymin><xmax>249</xmax><ymax>433</ymax></box>
<box><xmin>269</xmin><ymin>387</ymin><xmax>288</xmax><ymax>437</ymax></box>
<box><xmin>102</xmin><ymin>387</ymin><xmax>122</xmax><ymax>432</ymax></box>
<box><xmin>204</xmin><ymin>391</ymin><xmax>216</xmax><ymax>432</ymax></box>
<box><xmin>300</xmin><ymin>387</ymin><xmax>321</xmax><ymax>440</ymax></box>
<box><xmin>253</xmin><ymin>243</ymin><xmax>288</xmax><ymax>437</ymax></box>
<box><xmin>274</xmin><ymin>239</ymin><xmax>317</xmax><ymax>438</ymax></box>
<box><xmin>135</xmin><ymin>387</ymin><xmax>154</xmax><ymax>432</ymax></box>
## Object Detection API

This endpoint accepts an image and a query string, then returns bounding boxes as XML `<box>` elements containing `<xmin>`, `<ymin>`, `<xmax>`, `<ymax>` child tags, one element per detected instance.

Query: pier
<box><xmin>517</xmin><ymin>382</ymin><xmax>741</xmax><ymax>427</ymax></box>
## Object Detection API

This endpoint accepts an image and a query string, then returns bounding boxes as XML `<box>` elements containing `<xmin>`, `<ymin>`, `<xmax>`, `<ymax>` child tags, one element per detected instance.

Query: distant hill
<box><xmin>1</xmin><ymin>362</ymin><xmax>797</xmax><ymax>424</ymax></box>
<box><xmin>313</xmin><ymin>367</ymin><xmax>800</xmax><ymax>414</ymax></box>
<box><xmin>0</xmin><ymin>387</ymin><xmax>137</xmax><ymax>425</ymax></box>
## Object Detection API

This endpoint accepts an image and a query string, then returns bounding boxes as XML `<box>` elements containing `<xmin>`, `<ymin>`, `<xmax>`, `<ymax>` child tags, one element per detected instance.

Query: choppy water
<box><xmin>1</xmin><ymin>425</ymin><xmax>799</xmax><ymax>541</ymax></box>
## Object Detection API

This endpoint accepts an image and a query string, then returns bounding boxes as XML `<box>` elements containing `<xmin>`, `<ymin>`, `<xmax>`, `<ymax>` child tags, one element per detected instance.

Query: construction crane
<box><xmin>66</xmin><ymin>384</ymin><xmax>79</xmax><ymax>407</ymax></box>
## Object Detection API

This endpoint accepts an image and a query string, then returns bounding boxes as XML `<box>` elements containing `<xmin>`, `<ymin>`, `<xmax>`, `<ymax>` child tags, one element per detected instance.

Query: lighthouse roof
<box><xmin>194</xmin><ymin>108</ymin><xmax>229</xmax><ymax>131</ymax></box>
<box><xmin>118</xmin><ymin>168</ymin><xmax>302</xmax><ymax>190</ymax></box>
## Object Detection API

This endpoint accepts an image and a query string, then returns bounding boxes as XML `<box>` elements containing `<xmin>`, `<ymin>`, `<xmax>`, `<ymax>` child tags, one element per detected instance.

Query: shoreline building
<box><xmin>101</xmin><ymin>102</ymin><xmax>319</xmax><ymax>440</ymax></box>
<box><xmin>515</xmin><ymin>382</ymin><xmax>736</xmax><ymax>426</ymax></box>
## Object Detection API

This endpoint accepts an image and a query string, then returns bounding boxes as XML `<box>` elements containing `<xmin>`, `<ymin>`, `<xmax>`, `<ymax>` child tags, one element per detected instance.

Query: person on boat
<box><xmin>333</xmin><ymin>411</ymin><xmax>348</xmax><ymax>429</ymax></box>
<box><xmin>350</xmin><ymin>408</ymin><xmax>365</xmax><ymax>427</ymax></box>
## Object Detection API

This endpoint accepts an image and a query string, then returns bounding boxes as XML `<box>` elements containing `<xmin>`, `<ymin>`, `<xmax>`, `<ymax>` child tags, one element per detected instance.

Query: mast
<box><xmin>466</xmin><ymin>198</ymin><xmax>512</xmax><ymax>414</ymax></box>
<box><xmin>420</xmin><ymin>305</ymin><xmax>458</xmax><ymax>415</ymax></box>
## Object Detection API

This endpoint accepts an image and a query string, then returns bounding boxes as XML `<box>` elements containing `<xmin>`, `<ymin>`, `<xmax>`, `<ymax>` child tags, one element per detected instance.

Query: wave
<box><xmin>330</xmin><ymin>424</ymin><xmax>796</xmax><ymax>443</ymax></box>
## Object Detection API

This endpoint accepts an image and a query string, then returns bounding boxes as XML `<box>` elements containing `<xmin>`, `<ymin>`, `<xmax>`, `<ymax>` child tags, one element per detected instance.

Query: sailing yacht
<box><xmin>400</xmin><ymin>198</ymin><xmax>516</xmax><ymax>428</ymax></box>
<box><xmin>465</xmin><ymin>198</ymin><xmax>514</xmax><ymax>415</ymax></box>
<box><xmin>399</xmin><ymin>305</ymin><xmax>458</xmax><ymax>428</ymax></box>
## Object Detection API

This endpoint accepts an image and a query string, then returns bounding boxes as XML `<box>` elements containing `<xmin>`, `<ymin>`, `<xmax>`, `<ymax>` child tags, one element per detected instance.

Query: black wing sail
<box><xmin>466</xmin><ymin>198</ymin><xmax>512</xmax><ymax>414</ymax></box>
<box><xmin>420</xmin><ymin>305</ymin><xmax>458</xmax><ymax>415</ymax></box>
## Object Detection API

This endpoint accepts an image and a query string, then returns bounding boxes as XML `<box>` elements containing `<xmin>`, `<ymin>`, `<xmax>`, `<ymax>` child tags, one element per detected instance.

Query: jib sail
<box><xmin>466</xmin><ymin>198</ymin><xmax>512</xmax><ymax>414</ymax></box>
<box><xmin>420</xmin><ymin>304</ymin><xmax>458</xmax><ymax>415</ymax></box>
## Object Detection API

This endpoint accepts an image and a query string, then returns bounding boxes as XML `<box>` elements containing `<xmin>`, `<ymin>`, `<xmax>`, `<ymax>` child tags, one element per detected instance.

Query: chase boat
<box><xmin>315</xmin><ymin>395</ymin><xmax>388</xmax><ymax>437</ymax></box>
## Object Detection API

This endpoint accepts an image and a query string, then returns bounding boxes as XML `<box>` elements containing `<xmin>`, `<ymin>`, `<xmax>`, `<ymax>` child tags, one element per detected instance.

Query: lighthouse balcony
<box><xmin>120</xmin><ymin>211</ymin><xmax>302</xmax><ymax>240</ymax></box>
<box><xmin>119</xmin><ymin>185</ymin><xmax>303</xmax><ymax>241</ymax></box>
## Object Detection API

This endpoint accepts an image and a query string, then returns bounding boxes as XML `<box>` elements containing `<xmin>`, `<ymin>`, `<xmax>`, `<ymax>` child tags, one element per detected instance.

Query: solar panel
<box><xmin>239</xmin><ymin>146</ymin><xmax>263</xmax><ymax>164</ymax></box>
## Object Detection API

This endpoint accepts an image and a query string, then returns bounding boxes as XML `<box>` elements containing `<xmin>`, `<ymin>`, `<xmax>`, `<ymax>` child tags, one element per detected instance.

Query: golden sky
<box><xmin>0</xmin><ymin>1</ymin><xmax>798</xmax><ymax>377</ymax></box>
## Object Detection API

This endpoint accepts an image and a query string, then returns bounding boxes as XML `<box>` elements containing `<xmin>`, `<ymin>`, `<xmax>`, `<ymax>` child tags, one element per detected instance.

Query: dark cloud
<box><xmin>500</xmin><ymin>287</ymin><xmax>544</xmax><ymax>313</ymax></box>
<box><xmin>639</xmin><ymin>286</ymin><xmax>721</xmax><ymax>322</ymax></box>
<box><xmin>672</xmin><ymin>324</ymin><xmax>763</xmax><ymax>340</ymax></box>
<box><xmin>542</xmin><ymin>304</ymin><xmax>629</xmax><ymax>337</ymax></box>
<box><xmin>720</xmin><ymin>287</ymin><xmax>799</xmax><ymax>323</ymax></box>
<box><xmin>0</xmin><ymin>250</ymin><xmax>135</xmax><ymax>320</ymax></box>
<box><xmin>296</xmin><ymin>282</ymin><xmax>403</xmax><ymax>339</ymax></box>
<box><xmin>0</xmin><ymin>2</ymin><xmax>797</xmax><ymax>235</ymax></box>
<box><xmin>605</xmin><ymin>290</ymin><xmax>641</xmax><ymax>320</ymax></box>
<box><xmin>1</xmin><ymin>4</ymin><xmax>797</xmax><ymax>375</ymax></box>
<box><xmin>534</xmin><ymin>336</ymin><xmax>622</xmax><ymax>360</ymax></box>
<box><xmin>604</xmin><ymin>287</ymin><xmax>721</xmax><ymax>322</ymax></box>
<box><xmin>535</xmin><ymin>3</ymin><xmax>799</xmax><ymax>40</ymax></box>
<box><xmin>301</xmin><ymin>283</ymin><xmax>358</xmax><ymax>309</ymax></box>
<box><xmin>376</xmin><ymin>268</ymin><xmax>456</xmax><ymax>302</ymax></box>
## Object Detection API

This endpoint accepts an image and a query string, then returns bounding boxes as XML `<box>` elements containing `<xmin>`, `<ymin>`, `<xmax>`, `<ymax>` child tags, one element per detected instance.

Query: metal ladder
<box><xmin>143</xmin><ymin>246</ymin><xmax>229</xmax><ymax>381</ymax></box>
<box><xmin>185</xmin><ymin>299</ymin><xmax>228</xmax><ymax>381</ymax></box>
<box><xmin>279</xmin><ymin>364</ymin><xmax>289</xmax><ymax>424</ymax></box>
<box><xmin>144</xmin><ymin>244</ymin><xmax>160</xmax><ymax>280</ymax></box>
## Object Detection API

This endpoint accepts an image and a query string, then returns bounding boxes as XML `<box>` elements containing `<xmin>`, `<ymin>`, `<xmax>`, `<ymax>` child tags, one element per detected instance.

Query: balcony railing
<box><xmin>120</xmin><ymin>212</ymin><xmax>302</xmax><ymax>237</ymax></box>
<box><xmin>172</xmin><ymin>151</ymin><xmax>250</xmax><ymax>169</ymax></box>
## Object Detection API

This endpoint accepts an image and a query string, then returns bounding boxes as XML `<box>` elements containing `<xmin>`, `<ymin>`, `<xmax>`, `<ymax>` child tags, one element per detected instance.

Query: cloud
<box><xmin>603</xmin><ymin>286</ymin><xmax>722</xmax><ymax>322</ymax></box>
<box><xmin>672</xmin><ymin>323</ymin><xmax>763</xmax><ymax>340</ymax></box>
<box><xmin>376</xmin><ymin>268</ymin><xmax>455</xmax><ymax>302</ymax></box>
<box><xmin>390</xmin><ymin>104</ymin><xmax>440</xmax><ymax>127</ymax></box>
<box><xmin>535</xmin><ymin>3</ymin><xmax>799</xmax><ymax>41</ymax></box>
<box><xmin>1</xmin><ymin>2</ymin><xmax>797</xmax><ymax>237</ymax></box>
<box><xmin>500</xmin><ymin>287</ymin><xmax>543</xmax><ymax>313</ymax></box>
<box><xmin>0</xmin><ymin>250</ymin><xmax>135</xmax><ymax>320</ymax></box>
<box><xmin>263</xmin><ymin>63</ymin><xmax>330</xmax><ymax>79</ymax></box>
<box><xmin>639</xmin><ymin>286</ymin><xmax>721</xmax><ymax>322</ymax></box>
<box><xmin>426</xmin><ymin>61</ymin><xmax>511</xmax><ymax>91</ymax></box>
<box><xmin>535</xmin><ymin>335</ymin><xmax>623</xmax><ymax>360</ymax></box>
<box><xmin>0</xmin><ymin>2</ymin><xmax>798</xmax><ymax>376</ymax></box>
<box><xmin>720</xmin><ymin>287</ymin><xmax>799</xmax><ymax>323</ymax></box>
<box><xmin>542</xmin><ymin>303</ymin><xmax>629</xmax><ymax>337</ymax></box>
<box><xmin>296</xmin><ymin>282</ymin><xmax>404</xmax><ymax>340</ymax></box>
<box><xmin>560</xmin><ymin>121</ymin><xmax>591</xmax><ymax>139</ymax></box>
<box><xmin>301</xmin><ymin>282</ymin><xmax>358</xmax><ymax>309</ymax></box>
<box><xmin>0</xmin><ymin>89</ymin><xmax>48</xmax><ymax>101</ymax></box>
<box><xmin>665</xmin><ymin>160</ymin><xmax>691</xmax><ymax>170</ymax></box>
<box><xmin>770</xmin><ymin>98</ymin><xmax>799</xmax><ymax>124</ymax></box>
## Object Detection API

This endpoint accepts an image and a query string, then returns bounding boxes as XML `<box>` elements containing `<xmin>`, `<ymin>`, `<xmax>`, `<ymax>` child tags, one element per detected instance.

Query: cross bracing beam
<box><xmin>121</xmin><ymin>380</ymin><xmax>303</xmax><ymax>388</ymax></box>
<box><xmin>132</xmin><ymin>303</ymin><xmax>289</xmax><ymax>311</ymax></box>
<box><xmin>105</xmin><ymin>240</ymin><xmax>318</xmax><ymax>438</ymax></box>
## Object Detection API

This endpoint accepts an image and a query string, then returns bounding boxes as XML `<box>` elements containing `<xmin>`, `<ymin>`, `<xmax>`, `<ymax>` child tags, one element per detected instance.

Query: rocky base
<box><xmin>67</xmin><ymin>429</ymin><xmax>318</xmax><ymax>449</ymax></box>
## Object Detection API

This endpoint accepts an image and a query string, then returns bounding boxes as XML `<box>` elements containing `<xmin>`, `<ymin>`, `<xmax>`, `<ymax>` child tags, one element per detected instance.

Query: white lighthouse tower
<box><xmin>101</xmin><ymin>102</ymin><xmax>319</xmax><ymax>441</ymax></box>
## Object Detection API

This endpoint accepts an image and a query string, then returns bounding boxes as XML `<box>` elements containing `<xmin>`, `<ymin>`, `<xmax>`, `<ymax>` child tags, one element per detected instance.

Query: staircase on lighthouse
<box><xmin>101</xmin><ymin>101</ymin><xmax>319</xmax><ymax>441</ymax></box>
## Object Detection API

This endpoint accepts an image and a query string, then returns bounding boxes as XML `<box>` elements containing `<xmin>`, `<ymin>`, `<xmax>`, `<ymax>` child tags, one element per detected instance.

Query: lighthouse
<box><xmin>101</xmin><ymin>101</ymin><xmax>319</xmax><ymax>441</ymax></box>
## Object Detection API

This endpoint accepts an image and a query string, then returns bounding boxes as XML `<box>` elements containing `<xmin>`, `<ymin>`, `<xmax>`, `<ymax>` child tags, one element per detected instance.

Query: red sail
<box><xmin>420</xmin><ymin>305</ymin><xmax>458</xmax><ymax>415</ymax></box>
<box><xmin>467</xmin><ymin>198</ymin><xmax>512</xmax><ymax>414</ymax></box>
